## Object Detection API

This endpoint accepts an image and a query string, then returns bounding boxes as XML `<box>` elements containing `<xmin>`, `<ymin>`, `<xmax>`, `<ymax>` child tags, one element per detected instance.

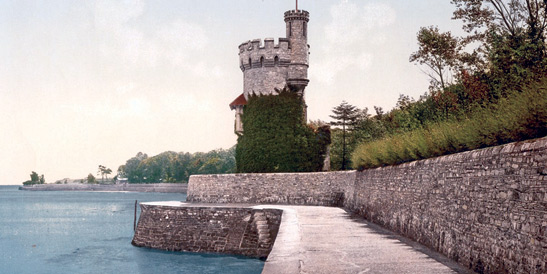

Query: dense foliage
<box><xmin>328</xmin><ymin>0</ymin><xmax>547</xmax><ymax>170</ymax></box>
<box><xmin>87</xmin><ymin>173</ymin><xmax>97</xmax><ymax>184</ymax></box>
<box><xmin>118</xmin><ymin>147</ymin><xmax>235</xmax><ymax>183</ymax></box>
<box><xmin>352</xmin><ymin>79</ymin><xmax>547</xmax><ymax>169</ymax></box>
<box><xmin>22</xmin><ymin>171</ymin><xmax>45</xmax><ymax>185</ymax></box>
<box><xmin>236</xmin><ymin>90</ymin><xmax>329</xmax><ymax>173</ymax></box>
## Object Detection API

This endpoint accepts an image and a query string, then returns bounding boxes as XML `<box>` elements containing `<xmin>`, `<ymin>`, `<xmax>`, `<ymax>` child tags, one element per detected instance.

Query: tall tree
<box><xmin>452</xmin><ymin>0</ymin><xmax>547</xmax><ymax>83</ymax></box>
<box><xmin>452</xmin><ymin>0</ymin><xmax>547</xmax><ymax>40</ymax></box>
<box><xmin>330</xmin><ymin>101</ymin><xmax>360</xmax><ymax>170</ymax></box>
<box><xmin>97</xmin><ymin>165</ymin><xmax>112</xmax><ymax>183</ymax></box>
<box><xmin>410</xmin><ymin>26</ymin><xmax>460</xmax><ymax>90</ymax></box>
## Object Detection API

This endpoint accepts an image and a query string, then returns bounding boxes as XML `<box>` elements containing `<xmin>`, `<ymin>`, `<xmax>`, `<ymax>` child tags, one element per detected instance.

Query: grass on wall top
<box><xmin>352</xmin><ymin>78</ymin><xmax>547</xmax><ymax>170</ymax></box>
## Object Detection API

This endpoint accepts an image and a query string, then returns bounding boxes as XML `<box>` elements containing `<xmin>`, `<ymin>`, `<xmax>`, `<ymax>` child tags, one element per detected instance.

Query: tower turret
<box><xmin>284</xmin><ymin>9</ymin><xmax>310</xmax><ymax>93</ymax></box>
<box><xmin>230</xmin><ymin>7</ymin><xmax>311</xmax><ymax>134</ymax></box>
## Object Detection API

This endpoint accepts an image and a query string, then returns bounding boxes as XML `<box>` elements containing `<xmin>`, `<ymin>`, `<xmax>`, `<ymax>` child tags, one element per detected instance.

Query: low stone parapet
<box><xmin>131</xmin><ymin>202</ymin><xmax>282</xmax><ymax>259</ymax></box>
<box><xmin>187</xmin><ymin>171</ymin><xmax>356</xmax><ymax>206</ymax></box>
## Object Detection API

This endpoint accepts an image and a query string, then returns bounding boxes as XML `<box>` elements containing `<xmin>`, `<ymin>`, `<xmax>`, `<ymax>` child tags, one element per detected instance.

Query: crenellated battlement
<box><xmin>238</xmin><ymin>38</ymin><xmax>291</xmax><ymax>71</ymax></box>
<box><xmin>230</xmin><ymin>8</ymin><xmax>311</xmax><ymax>133</ymax></box>
<box><xmin>284</xmin><ymin>10</ymin><xmax>309</xmax><ymax>22</ymax></box>
<box><xmin>238</xmin><ymin>38</ymin><xmax>290</xmax><ymax>52</ymax></box>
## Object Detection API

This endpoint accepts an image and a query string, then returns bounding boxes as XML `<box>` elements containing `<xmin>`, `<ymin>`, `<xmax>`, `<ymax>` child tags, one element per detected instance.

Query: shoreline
<box><xmin>18</xmin><ymin>183</ymin><xmax>187</xmax><ymax>193</ymax></box>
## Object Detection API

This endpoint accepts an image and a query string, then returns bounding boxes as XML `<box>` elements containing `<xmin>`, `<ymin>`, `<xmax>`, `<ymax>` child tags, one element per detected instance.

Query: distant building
<box><xmin>230</xmin><ymin>8</ymin><xmax>310</xmax><ymax>134</ymax></box>
<box><xmin>116</xmin><ymin>177</ymin><xmax>128</xmax><ymax>184</ymax></box>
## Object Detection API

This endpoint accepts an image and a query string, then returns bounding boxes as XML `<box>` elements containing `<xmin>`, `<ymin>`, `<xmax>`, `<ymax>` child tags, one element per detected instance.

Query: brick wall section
<box><xmin>187</xmin><ymin>171</ymin><xmax>356</xmax><ymax>206</ymax></box>
<box><xmin>348</xmin><ymin>137</ymin><xmax>547</xmax><ymax>274</ymax></box>
<box><xmin>131</xmin><ymin>204</ymin><xmax>282</xmax><ymax>259</ymax></box>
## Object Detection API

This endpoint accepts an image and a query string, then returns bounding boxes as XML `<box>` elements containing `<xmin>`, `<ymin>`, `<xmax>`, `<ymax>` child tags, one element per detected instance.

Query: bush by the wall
<box><xmin>352</xmin><ymin>78</ymin><xmax>547</xmax><ymax>169</ymax></box>
<box><xmin>236</xmin><ymin>90</ymin><xmax>327</xmax><ymax>173</ymax></box>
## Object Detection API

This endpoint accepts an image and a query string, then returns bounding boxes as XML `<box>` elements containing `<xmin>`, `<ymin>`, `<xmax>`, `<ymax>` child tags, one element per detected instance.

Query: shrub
<box><xmin>352</xmin><ymin>78</ymin><xmax>547</xmax><ymax>169</ymax></box>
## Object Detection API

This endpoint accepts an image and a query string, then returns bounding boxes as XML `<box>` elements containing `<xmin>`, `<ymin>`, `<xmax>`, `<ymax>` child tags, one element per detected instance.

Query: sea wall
<box><xmin>131</xmin><ymin>203</ymin><xmax>282</xmax><ymax>258</ymax></box>
<box><xmin>350</xmin><ymin>137</ymin><xmax>547</xmax><ymax>274</ymax></box>
<box><xmin>19</xmin><ymin>183</ymin><xmax>187</xmax><ymax>193</ymax></box>
<box><xmin>187</xmin><ymin>171</ymin><xmax>356</xmax><ymax>206</ymax></box>
<box><xmin>186</xmin><ymin>137</ymin><xmax>547</xmax><ymax>274</ymax></box>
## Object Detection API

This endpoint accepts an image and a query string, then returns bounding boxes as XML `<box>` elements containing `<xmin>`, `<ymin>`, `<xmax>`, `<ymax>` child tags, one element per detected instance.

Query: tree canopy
<box><xmin>97</xmin><ymin>165</ymin><xmax>112</xmax><ymax>183</ymax></box>
<box><xmin>410</xmin><ymin>26</ymin><xmax>460</xmax><ymax>90</ymax></box>
<box><xmin>117</xmin><ymin>147</ymin><xmax>236</xmax><ymax>184</ymax></box>
<box><xmin>22</xmin><ymin>171</ymin><xmax>45</xmax><ymax>185</ymax></box>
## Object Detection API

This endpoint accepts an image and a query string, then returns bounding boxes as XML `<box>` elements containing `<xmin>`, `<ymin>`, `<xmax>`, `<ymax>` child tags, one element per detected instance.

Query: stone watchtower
<box><xmin>230</xmin><ymin>8</ymin><xmax>310</xmax><ymax>133</ymax></box>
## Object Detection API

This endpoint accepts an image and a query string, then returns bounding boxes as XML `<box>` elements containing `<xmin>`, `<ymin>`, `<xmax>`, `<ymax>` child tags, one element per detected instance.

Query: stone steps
<box><xmin>253</xmin><ymin>212</ymin><xmax>271</xmax><ymax>245</ymax></box>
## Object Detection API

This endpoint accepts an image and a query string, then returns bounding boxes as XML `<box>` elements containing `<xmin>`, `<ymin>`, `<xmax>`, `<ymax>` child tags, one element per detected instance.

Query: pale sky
<box><xmin>0</xmin><ymin>0</ymin><xmax>466</xmax><ymax>184</ymax></box>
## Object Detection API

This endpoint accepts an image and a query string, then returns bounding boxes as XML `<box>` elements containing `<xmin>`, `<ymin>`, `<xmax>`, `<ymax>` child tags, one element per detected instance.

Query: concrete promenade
<box><xmin>259</xmin><ymin>205</ymin><xmax>473</xmax><ymax>274</ymax></box>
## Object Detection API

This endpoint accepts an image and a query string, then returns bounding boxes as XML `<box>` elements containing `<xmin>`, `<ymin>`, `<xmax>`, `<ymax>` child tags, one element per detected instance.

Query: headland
<box><xmin>19</xmin><ymin>183</ymin><xmax>187</xmax><ymax>193</ymax></box>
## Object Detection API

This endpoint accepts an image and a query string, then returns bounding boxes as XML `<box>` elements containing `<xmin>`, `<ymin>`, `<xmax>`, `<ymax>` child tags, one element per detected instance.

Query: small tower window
<box><xmin>260</xmin><ymin>56</ymin><xmax>264</xmax><ymax>67</ymax></box>
<box><xmin>248</xmin><ymin>58</ymin><xmax>252</xmax><ymax>69</ymax></box>
<box><xmin>289</xmin><ymin>22</ymin><xmax>292</xmax><ymax>37</ymax></box>
<box><xmin>303</xmin><ymin>22</ymin><xmax>307</xmax><ymax>37</ymax></box>
<box><xmin>274</xmin><ymin>56</ymin><xmax>279</xmax><ymax>66</ymax></box>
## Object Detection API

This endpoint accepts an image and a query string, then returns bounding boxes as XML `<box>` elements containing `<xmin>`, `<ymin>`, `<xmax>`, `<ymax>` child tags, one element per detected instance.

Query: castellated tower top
<box><xmin>284</xmin><ymin>10</ymin><xmax>310</xmax><ymax>23</ymax></box>
<box><xmin>235</xmin><ymin>9</ymin><xmax>310</xmax><ymax>100</ymax></box>
<box><xmin>230</xmin><ymin>8</ymin><xmax>310</xmax><ymax>134</ymax></box>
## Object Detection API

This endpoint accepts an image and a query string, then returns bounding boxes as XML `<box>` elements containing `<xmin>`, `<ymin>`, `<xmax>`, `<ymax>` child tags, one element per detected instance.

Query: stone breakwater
<box><xmin>131</xmin><ymin>202</ymin><xmax>282</xmax><ymax>259</ymax></box>
<box><xmin>19</xmin><ymin>183</ymin><xmax>187</xmax><ymax>193</ymax></box>
<box><xmin>186</xmin><ymin>137</ymin><xmax>547</xmax><ymax>274</ymax></box>
<box><xmin>349</xmin><ymin>137</ymin><xmax>547</xmax><ymax>274</ymax></box>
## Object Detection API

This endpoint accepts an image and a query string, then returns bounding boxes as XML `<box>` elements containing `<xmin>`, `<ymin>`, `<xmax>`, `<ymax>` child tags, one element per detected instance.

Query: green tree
<box><xmin>22</xmin><ymin>171</ymin><xmax>45</xmax><ymax>185</ymax></box>
<box><xmin>452</xmin><ymin>0</ymin><xmax>547</xmax><ymax>44</ymax></box>
<box><xmin>97</xmin><ymin>165</ymin><xmax>112</xmax><ymax>183</ymax></box>
<box><xmin>197</xmin><ymin>148</ymin><xmax>236</xmax><ymax>175</ymax></box>
<box><xmin>330</xmin><ymin>101</ymin><xmax>360</xmax><ymax>170</ymax></box>
<box><xmin>86</xmin><ymin>173</ymin><xmax>97</xmax><ymax>184</ymax></box>
<box><xmin>118</xmin><ymin>148</ymin><xmax>236</xmax><ymax>184</ymax></box>
<box><xmin>452</xmin><ymin>0</ymin><xmax>547</xmax><ymax>89</ymax></box>
<box><xmin>410</xmin><ymin>26</ymin><xmax>460</xmax><ymax>90</ymax></box>
<box><xmin>30</xmin><ymin>171</ymin><xmax>40</xmax><ymax>183</ymax></box>
<box><xmin>121</xmin><ymin>152</ymin><xmax>148</xmax><ymax>183</ymax></box>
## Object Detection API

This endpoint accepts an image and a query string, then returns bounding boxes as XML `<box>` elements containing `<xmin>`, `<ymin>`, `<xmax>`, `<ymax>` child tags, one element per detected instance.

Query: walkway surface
<box><xmin>256</xmin><ymin>205</ymin><xmax>473</xmax><ymax>274</ymax></box>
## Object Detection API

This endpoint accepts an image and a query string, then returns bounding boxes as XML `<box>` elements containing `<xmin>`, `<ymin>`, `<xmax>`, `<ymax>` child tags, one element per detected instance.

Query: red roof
<box><xmin>229</xmin><ymin>93</ymin><xmax>247</xmax><ymax>110</ymax></box>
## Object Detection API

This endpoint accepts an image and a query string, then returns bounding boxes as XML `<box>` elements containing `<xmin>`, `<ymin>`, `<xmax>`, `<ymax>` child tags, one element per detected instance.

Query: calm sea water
<box><xmin>0</xmin><ymin>185</ymin><xmax>264</xmax><ymax>274</ymax></box>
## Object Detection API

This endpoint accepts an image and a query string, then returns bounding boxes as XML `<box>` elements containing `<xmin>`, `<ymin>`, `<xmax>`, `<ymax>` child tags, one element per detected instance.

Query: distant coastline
<box><xmin>19</xmin><ymin>183</ymin><xmax>187</xmax><ymax>193</ymax></box>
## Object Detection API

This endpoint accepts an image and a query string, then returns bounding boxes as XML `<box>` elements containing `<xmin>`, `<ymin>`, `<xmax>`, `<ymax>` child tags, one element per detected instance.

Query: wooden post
<box><xmin>134</xmin><ymin>200</ymin><xmax>137</xmax><ymax>231</ymax></box>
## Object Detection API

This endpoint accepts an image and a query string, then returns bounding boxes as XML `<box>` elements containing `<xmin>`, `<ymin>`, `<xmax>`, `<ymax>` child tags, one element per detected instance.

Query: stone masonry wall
<box><xmin>185</xmin><ymin>137</ymin><xmax>547</xmax><ymax>274</ymax></box>
<box><xmin>187</xmin><ymin>171</ymin><xmax>356</xmax><ymax>206</ymax></box>
<box><xmin>349</xmin><ymin>137</ymin><xmax>547</xmax><ymax>274</ymax></box>
<box><xmin>132</xmin><ymin>204</ymin><xmax>282</xmax><ymax>259</ymax></box>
